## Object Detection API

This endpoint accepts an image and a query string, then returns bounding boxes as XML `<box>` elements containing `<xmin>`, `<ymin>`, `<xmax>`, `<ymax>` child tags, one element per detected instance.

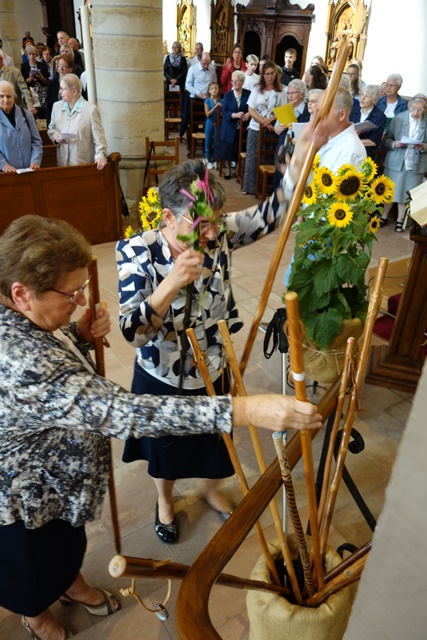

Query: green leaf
<box><xmin>304</xmin><ymin>308</ymin><xmax>343</xmax><ymax>350</ymax></box>
<box><xmin>312</xmin><ymin>259</ymin><xmax>339</xmax><ymax>295</ymax></box>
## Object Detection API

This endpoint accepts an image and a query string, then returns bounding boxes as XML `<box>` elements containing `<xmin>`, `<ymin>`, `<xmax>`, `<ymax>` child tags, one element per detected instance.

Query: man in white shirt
<box><xmin>179</xmin><ymin>52</ymin><xmax>217</xmax><ymax>146</ymax></box>
<box><xmin>188</xmin><ymin>42</ymin><xmax>204</xmax><ymax>67</ymax></box>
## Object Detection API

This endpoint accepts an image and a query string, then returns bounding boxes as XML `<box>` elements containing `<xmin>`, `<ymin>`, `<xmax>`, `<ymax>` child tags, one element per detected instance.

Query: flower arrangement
<box><xmin>177</xmin><ymin>168</ymin><xmax>218</xmax><ymax>250</ymax></box>
<box><xmin>123</xmin><ymin>188</ymin><xmax>163</xmax><ymax>238</ymax></box>
<box><xmin>287</xmin><ymin>157</ymin><xmax>394</xmax><ymax>350</ymax></box>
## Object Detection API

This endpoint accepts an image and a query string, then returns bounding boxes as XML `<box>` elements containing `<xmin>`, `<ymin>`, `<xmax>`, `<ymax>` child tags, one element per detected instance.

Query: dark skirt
<box><xmin>122</xmin><ymin>362</ymin><xmax>234</xmax><ymax>480</ymax></box>
<box><xmin>218</xmin><ymin>135</ymin><xmax>239</xmax><ymax>162</ymax></box>
<box><xmin>0</xmin><ymin>519</ymin><xmax>86</xmax><ymax>616</ymax></box>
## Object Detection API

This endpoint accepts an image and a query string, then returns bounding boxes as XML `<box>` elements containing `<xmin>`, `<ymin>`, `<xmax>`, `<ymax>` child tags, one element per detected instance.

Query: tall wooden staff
<box><xmin>238</xmin><ymin>37</ymin><xmax>353</xmax><ymax>378</ymax></box>
<box><xmin>88</xmin><ymin>258</ymin><xmax>121</xmax><ymax>554</ymax></box>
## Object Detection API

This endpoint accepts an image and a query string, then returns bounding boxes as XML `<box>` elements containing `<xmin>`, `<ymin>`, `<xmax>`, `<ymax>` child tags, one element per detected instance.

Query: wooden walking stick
<box><xmin>317</xmin><ymin>337</ymin><xmax>355</xmax><ymax>525</ymax></box>
<box><xmin>186</xmin><ymin>328</ymin><xmax>282</xmax><ymax>587</ymax></box>
<box><xmin>284</xmin><ymin>291</ymin><xmax>323</xmax><ymax>590</ymax></box>
<box><xmin>238</xmin><ymin>36</ymin><xmax>353</xmax><ymax>379</ymax></box>
<box><xmin>319</xmin><ymin>258</ymin><xmax>389</xmax><ymax>554</ymax></box>
<box><xmin>304</xmin><ymin>553</ymin><xmax>368</xmax><ymax>608</ymax></box>
<box><xmin>88</xmin><ymin>257</ymin><xmax>121</xmax><ymax>554</ymax></box>
<box><xmin>272</xmin><ymin>433</ymin><xmax>316</xmax><ymax>596</ymax></box>
<box><xmin>217</xmin><ymin>320</ymin><xmax>303</xmax><ymax>604</ymax></box>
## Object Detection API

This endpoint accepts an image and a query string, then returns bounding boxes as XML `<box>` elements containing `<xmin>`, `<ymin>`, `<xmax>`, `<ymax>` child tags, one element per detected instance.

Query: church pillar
<box><xmin>0</xmin><ymin>0</ymin><xmax>21</xmax><ymax>65</ymax></box>
<box><xmin>91</xmin><ymin>0</ymin><xmax>164</xmax><ymax>214</ymax></box>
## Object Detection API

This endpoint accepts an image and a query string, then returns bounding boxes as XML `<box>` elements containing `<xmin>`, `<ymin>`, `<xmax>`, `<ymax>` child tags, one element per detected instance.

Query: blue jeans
<box><xmin>204</xmin><ymin>119</ymin><xmax>217</xmax><ymax>162</ymax></box>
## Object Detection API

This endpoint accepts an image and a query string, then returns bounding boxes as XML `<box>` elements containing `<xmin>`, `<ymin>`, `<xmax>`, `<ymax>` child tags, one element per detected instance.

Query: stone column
<box><xmin>91</xmin><ymin>0</ymin><xmax>164</xmax><ymax>214</ymax></box>
<box><xmin>0</xmin><ymin>0</ymin><xmax>21</xmax><ymax>65</ymax></box>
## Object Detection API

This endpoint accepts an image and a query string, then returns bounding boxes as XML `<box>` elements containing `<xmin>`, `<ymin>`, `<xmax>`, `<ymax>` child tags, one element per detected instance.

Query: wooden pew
<box><xmin>0</xmin><ymin>152</ymin><xmax>123</xmax><ymax>245</ymax></box>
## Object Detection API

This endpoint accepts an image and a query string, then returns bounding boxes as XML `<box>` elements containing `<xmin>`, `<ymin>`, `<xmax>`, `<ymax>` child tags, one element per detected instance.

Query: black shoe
<box><xmin>379</xmin><ymin>217</ymin><xmax>388</xmax><ymax>228</ymax></box>
<box><xmin>155</xmin><ymin>501</ymin><xmax>178</xmax><ymax>543</ymax></box>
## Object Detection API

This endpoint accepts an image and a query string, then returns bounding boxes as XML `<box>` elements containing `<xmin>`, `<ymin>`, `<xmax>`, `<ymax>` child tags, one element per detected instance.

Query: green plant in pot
<box><xmin>287</xmin><ymin>156</ymin><xmax>394</xmax><ymax>381</ymax></box>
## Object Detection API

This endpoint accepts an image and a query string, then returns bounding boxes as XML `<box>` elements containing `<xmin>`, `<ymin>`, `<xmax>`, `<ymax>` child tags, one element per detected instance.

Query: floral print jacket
<box><xmin>116</xmin><ymin>191</ymin><xmax>286</xmax><ymax>388</ymax></box>
<box><xmin>0</xmin><ymin>304</ymin><xmax>232</xmax><ymax>529</ymax></box>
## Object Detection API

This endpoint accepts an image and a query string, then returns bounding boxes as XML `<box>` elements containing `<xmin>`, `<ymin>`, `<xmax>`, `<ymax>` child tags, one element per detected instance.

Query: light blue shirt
<box><xmin>185</xmin><ymin>62</ymin><xmax>217</xmax><ymax>99</ymax></box>
<box><xmin>63</xmin><ymin>95</ymin><xmax>85</xmax><ymax>116</ymax></box>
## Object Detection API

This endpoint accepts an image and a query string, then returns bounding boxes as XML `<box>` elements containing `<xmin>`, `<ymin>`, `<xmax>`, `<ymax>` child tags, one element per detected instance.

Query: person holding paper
<box><xmin>0</xmin><ymin>80</ymin><xmax>42</xmax><ymax>173</ymax></box>
<box><xmin>241</xmin><ymin>61</ymin><xmax>287</xmax><ymax>195</ymax></box>
<box><xmin>48</xmin><ymin>73</ymin><xmax>108</xmax><ymax>170</ymax></box>
<box><xmin>350</xmin><ymin>84</ymin><xmax>386</xmax><ymax>156</ymax></box>
<box><xmin>163</xmin><ymin>41</ymin><xmax>188</xmax><ymax>91</ymax></box>
<box><xmin>380</xmin><ymin>96</ymin><xmax>427</xmax><ymax>232</ymax></box>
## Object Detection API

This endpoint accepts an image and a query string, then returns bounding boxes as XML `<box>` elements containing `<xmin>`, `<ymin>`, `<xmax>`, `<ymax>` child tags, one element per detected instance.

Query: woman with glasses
<box><xmin>380</xmin><ymin>96</ymin><xmax>427</xmax><ymax>232</ymax></box>
<box><xmin>116</xmin><ymin>157</ymin><xmax>292</xmax><ymax>541</ymax></box>
<box><xmin>376</xmin><ymin>73</ymin><xmax>408</xmax><ymax>119</ymax></box>
<box><xmin>241</xmin><ymin>61</ymin><xmax>287</xmax><ymax>195</ymax></box>
<box><xmin>0</xmin><ymin>214</ymin><xmax>321</xmax><ymax>639</ymax></box>
<box><xmin>48</xmin><ymin>73</ymin><xmax>108</xmax><ymax>170</ymax></box>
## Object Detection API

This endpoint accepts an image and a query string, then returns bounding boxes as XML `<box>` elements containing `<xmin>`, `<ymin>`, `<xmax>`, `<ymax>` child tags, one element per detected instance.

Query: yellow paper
<box><xmin>273</xmin><ymin>103</ymin><xmax>297</xmax><ymax>126</ymax></box>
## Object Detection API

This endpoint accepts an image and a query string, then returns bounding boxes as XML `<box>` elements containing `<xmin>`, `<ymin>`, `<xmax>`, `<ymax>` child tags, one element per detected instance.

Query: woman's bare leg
<box><xmin>23</xmin><ymin>609</ymin><xmax>66</xmax><ymax>640</ymax></box>
<box><xmin>153</xmin><ymin>478</ymin><xmax>175</xmax><ymax>524</ymax></box>
<box><xmin>204</xmin><ymin>478</ymin><xmax>233</xmax><ymax>513</ymax></box>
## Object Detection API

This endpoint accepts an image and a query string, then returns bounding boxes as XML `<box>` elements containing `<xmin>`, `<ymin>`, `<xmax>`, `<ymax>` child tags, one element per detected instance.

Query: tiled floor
<box><xmin>0</xmin><ymin>142</ymin><xmax>418</xmax><ymax>639</ymax></box>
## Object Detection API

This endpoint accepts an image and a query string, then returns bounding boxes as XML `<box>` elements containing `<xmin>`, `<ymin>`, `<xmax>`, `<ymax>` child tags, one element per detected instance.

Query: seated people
<box><xmin>48</xmin><ymin>73</ymin><xmax>108</xmax><ymax>169</ymax></box>
<box><xmin>0</xmin><ymin>80</ymin><xmax>42</xmax><ymax>172</ymax></box>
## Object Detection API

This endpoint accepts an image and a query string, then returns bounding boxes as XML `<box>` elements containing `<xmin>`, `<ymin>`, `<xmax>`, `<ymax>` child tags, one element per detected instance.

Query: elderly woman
<box><xmin>219</xmin><ymin>43</ymin><xmax>247</xmax><ymax>95</ymax></box>
<box><xmin>0</xmin><ymin>80</ymin><xmax>42</xmax><ymax>172</ymax></box>
<box><xmin>116</xmin><ymin>151</ymin><xmax>322</xmax><ymax>542</ymax></box>
<box><xmin>376</xmin><ymin>73</ymin><xmax>408</xmax><ymax>119</ymax></box>
<box><xmin>48</xmin><ymin>73</ymin><xmax>108</xmax><ymax>170</ymax></box>
<box><xmin>350</xmin><ymin>84</ymin><xmax>386</xmax><ymax>155</ymax></box>
<box><xmin>307</xmin><ymin>88</ymin><xmax>323</xmax><ymax>117</ymax></box>
<box><xmin>21</xmin><ymin>44</ymin><xmax>48</xmax><ymax>97</ymax></box>
<box><xmin>243</xmin><ymin>54</ymin><xmax>259</xmax><ymax>92</ymax></box>
<box><xmin>218</xmin><ymin>70</ymin><xmax>251</xmax><ymax>179</ymax></box>
<box><xmin>380</xmin><ymin>96</ymin><xmax>427</xmax><ymax>232</ymax></box>
<box><xmin>0</xmin><ymin>214</ymin><xmax>320</xmax><ymax>640</ymax></box>
<box><xmin>241</xmin><ymin>61</ymin><xmax>287</xmax><ymax>195</ymax></box>
<box><xmin>163</xmin><ymin>41</ymin><xmax>188</xmax><ymax>91</ymax></box>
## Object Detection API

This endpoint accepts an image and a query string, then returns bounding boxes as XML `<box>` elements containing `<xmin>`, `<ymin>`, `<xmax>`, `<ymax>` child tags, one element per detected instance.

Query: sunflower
<box><xmin>369</xmin><ymin>216</ymin><xmax>381</xmax><ymax>234</ymax></box>
<box><xmin>361</xmin><ymin>157</ymin><xmax>377</xmax><ymax>181</ymax></box>
<box><xmin>327</xmin><ymin>202</ymin><xmax>354</xmax><ymax>228</ymax></box>
<box><xmin>336</xmin><ymin>170</ymin><xmax>365</xmax><ymax>201</ymax></box>
<box><xmin>124</xmin><ymin>225</ymin><xmax>137</xmax><ymax>239</ymax></box>
<box><xmin>302</xmin><ymin>182</ymin><xmax>316</xmax><ymax>205</ymax></box>
<box><xmin>369</xmin><ymin>175</ymin><xmax>394</xmax><ymax>204</ymax></box>
<box><xmin>138</xmin><ymin>188</ymin><xmax>163</xmax><ymax>231</ymax></box>
<box><xmin>312</xmin><ymin>154</ymin><xmax>320</xmax><ymax>169</ymax></box>
<box><xmin>314</xmin><ymin>166</ymin><xmax>337</xmax><ymax>194</ymax></box>
<box><xmin>337</xmin><ymin>163</ymin><xmax>355</xmax><ymax>176</ymax></box>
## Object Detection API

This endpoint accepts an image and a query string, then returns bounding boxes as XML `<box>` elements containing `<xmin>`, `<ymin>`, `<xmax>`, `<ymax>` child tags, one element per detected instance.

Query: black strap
<box><xmin>142</xmin><ymin>141</ymin><xmax>159</xmax><ymax>193</ymax></box>
<box><xmin>109</xmin><ymin>158</ymin><xmax>130</xmax><ymax>218</ymax></box>
<box><xmin>263</xmin><ymin>308</ymin><xmax>288</xmax><ymax>359</ymax></box>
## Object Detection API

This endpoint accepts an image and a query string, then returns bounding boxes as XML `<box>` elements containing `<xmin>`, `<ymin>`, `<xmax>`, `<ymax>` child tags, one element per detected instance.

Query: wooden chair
<box><xmin>215</xmin><ymin>108</ymin><xmax>223</xmax><ymax>175</ymax></box>
<box><xmin>236</xmin><ymin>119</ymin><xmax>249</xmax><ymax>184</ymax></box>
<box><xmin>255</xmin><ymin>127</ymin><xmax>278</xmax><ymax>200</ymax></box>
<box><xmin>189</xmin><ymin>99</ymin><xmax>206</xmax><ymax>158</ymax></box>
<box><xmin>145</xmin><ymin>137</ymin><xmax>179</xmax><ymax>187</ymax></box>
<box><xmin>164</xmin><ymin>88</ymin><xmax>182</xmax><ymax>140</ymax></box>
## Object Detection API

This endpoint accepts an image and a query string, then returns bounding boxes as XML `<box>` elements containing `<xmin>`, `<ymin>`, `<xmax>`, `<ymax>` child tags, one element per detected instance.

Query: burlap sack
<box><xmin>301</xmin><ymin>318</ymin><xmax>363</xmax><ymax>384</ymax></box>
<box><xmin>247</xmin><ymin>536</ymin><xmax>355</xmax><ymax>640</ymax></box>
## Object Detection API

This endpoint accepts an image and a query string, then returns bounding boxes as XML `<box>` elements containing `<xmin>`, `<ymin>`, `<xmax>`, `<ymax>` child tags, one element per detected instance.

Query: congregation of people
<box><xmin>1</xmin><ymin>25</ymin><xmax>427</xmax><ymax>640</ymax></box>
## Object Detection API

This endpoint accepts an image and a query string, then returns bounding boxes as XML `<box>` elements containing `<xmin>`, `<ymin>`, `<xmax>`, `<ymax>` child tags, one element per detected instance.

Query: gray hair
<box><xmin>25</xmin><ymin>45</ymin><xmax>37</xmax><ymax>56</ymax></box>
<box><xmin>308</xmin><ymin>88</ymin><xmax>324</xmax><ymax>100</ymax></box>
<box><xmin>409</xmin><ymin>96</ymin><xmax>427</xmax><ymax>109</ymax></box>
<box><xmin>333</xmin><ymin>86</ymin><xmax>354</xmax><ymax>114</ymax></box>
<box><xmin>288</xmin><ymin>79</ymin><xmax>306</xmax><ymax>95</ymax></box>
<box><xmin>232</xmin><ymin>70</ymin><xmax>246</xmax><ymax>83</ymax></box>
<box><xmin>159</xmin><ymin>159</ymin><xmax>225</xmax><ymax>217</ymax></box>
<box><xmin>339</xmin><ymin>74</ymin><xmax>350</xmax><ymax>90</ymax></box>
<box><xmin>172</xmin><ymin>41</ymin><xmax>182</xmax><ymax>52</ymax></box>
<box><xmin>246</xmin><ymin>54</ymin><xmax>259</xmax><ymax>65</ymax></box>
<box><xmin>0</xmin><ymin>79</ymin><xmax>16</xmax><ymax>99</ymax></box>
<box><xmin>362</xmin><ymin>84</ymin><xmax>380</xmax><ymax>102</ymax></box>
<box><xmin>387</xmin><ymin>73</ymin><xmax>403</xmax><ymax>88</ymax></box>
<box><xmin>60</xmin><ymin>73</ymin><xmax>82</xmax><ymax>96</ymax></box>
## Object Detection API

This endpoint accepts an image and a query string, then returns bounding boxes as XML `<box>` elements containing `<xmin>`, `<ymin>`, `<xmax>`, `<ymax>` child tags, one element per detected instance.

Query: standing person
<box><xmin>380</xmin><ymin>96</ymin><xmax>427</xmax><ymax>232</ymax></box>
<box><xmin>241</xmin><ymin>61</ymin><xmax>287</xmax><ymax>195</ymax></box>
<box><xmin>219</xmin><ymin>43</ymin><xmax>247</xmax><ymax>95</ymax></box>
<box><xmin>189</xmin><ymin>42</ymin><xmax>204</xmax><ymax>67</ymax></box>
<box><xmin>346</xmin><ymin>63</ymin><xmax>364</xmax><ymax>99</ymax></box>
<box><xmin>163</xmin><ymin>41</ymin><xmax>188</xmax><ymax>91</ymax></box>
<box><xmin>0</xmin><ymin>80</ymin><xmax>42</xmax><ymax>172</ymax></box>
<box><xmin>48</xmin><ymin>73</ymin><xmax>108</xmax><ymax>169</ymax></box>
<box><xmin>243</xmin><ymin>54</ymin><xmax>259</xmax><ymax>92</ymax></box>
<box><xmin>350</xmin><ymin>84</ymin><xmax>387</xmax><ymax>156</ymax></box>
<box><xmin>116</xmin><ymin>150</ymin><xmax>322</xmax><ymax>544</ymax></box>
<box><xmin>45</xmin><ymin>53</ymin><xmax>74</xmax><ymax>124</ymax></box>
<box><xmin>68</xmin><ymin>38</ymin><xmax>84</xmax><ymax>70</ymax></box>
<box><xmin>376</xmin><ymin>73</ymin><xmax>408</xmax><ymax>119</ymax></box>
<box><xmin>280</xmin><ymin>48</ymin><xmax>299</xmax><ymax>86</ymax></box>
<box><xmin>304</xmin><ymin>65</ymin><xmax>328</xmax><ymax>91</ymax></box>
<box><xmin>0</xmin><ymin>215</ymin><xmax>322</xmax><ymax>640</ymax></box>
<box><xmin>42</xmin><ymin>47</ymin><xmax>55</xmax><ymax>79</ymax></box>
<box><xmin>179</xmin><ymin>52</ymin><xmax>216</xmax><ymax>149</ymax></box>
<box><xmin>21</xmin><ymin>44</ymin><xmax>49</xmax><ymax>110</ymax></box>
<box><xmin>218</xmin><ymin>70</ymin><xmax>251</xmax><ymax>179</ymax></box>
<box><xmin>0</xmin><ymin>50</ymin><xmax>36</xmax><ymax>115</ymax></box>
<box><xmin>0</xmin><ymin>39</ymin><xmax>14</xmax><ymax>66</ymax></box>
<box><xmin>204</xmin><ymin>81</ymin><xmax>222</xmax><ymax>169</ymax></box>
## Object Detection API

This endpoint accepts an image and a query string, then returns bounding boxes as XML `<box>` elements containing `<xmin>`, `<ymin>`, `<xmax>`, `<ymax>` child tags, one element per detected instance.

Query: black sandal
<box><xmin>395</xmin><ymin>221</ymin><xmax>403</xmax><ymax>233</ymax></box>
<box><xmin>379</xmin><ymin>217</ymin><xmax>388</xmax><ymax>228</ymax></box>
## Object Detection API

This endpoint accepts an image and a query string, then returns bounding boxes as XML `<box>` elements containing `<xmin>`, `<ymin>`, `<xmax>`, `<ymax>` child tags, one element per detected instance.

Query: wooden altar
<box><xmin>366</xmin><ymin>228</ymin><xmax>427</xmax><ymax>393</ymax></box>
<box><xmin>235</xmin><ymin>0</ymin><xmax>315</xmax><ymax>76</ymax></box>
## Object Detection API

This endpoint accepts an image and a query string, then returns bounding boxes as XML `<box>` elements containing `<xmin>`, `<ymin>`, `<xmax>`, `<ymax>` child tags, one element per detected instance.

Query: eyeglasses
<box><xmin>181</xmin><ymin>214</ymin><xmax>227</xmax><ymax>231</ymax></box>
<box><xmin>231</xmin><ymin>79</ymin><xmax>242</xmax><ymax>84</ymax></box>
<box><xmin>410</xmin><ymin>106</ymin><xmax>425</xmax><ymax>113</ymax></box>
<box><xmin>51</xmin><ymin>276</ymin><xmax>91</xmax><ymax>304</ymax></box>
<box><xmin>385</xmin><ymin>83</ymin><xmax>398</xmax><ymax>88</ymax></box>
<box><xmin>264</xmin><ymin>72</ymin><xmax>276</xmax><ymax>76</ymax></box>
<box><xmin>287</xmin><ymin>91</ymin><xmax>302</xmax><ymax>96</ymax></box>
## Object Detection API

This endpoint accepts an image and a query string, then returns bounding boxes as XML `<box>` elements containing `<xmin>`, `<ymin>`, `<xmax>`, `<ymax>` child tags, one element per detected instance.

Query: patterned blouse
<box><xmin>0</xmin><ymin>304</ymin><xmax>232</xmax><ymax>529</ymax></box>
<box><xmin>116</xmin><ymin>190</ymin><xmax>286</xmax><ymax>389</ymax></box>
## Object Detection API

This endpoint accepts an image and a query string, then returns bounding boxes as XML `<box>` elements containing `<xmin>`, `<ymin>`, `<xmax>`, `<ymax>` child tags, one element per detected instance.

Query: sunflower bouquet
<box><xmin>287</xmin><ymin>156</ymin><xmax>394</xmax><ymax>351</ymax></box>
<box><xmin>123</xmin><ymin>187</ymin><xmax>163</xmax><ymax>238</ymax></box>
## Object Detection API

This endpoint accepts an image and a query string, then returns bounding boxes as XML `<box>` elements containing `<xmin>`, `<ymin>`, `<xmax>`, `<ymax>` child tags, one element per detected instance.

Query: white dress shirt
<box><xmin>185</xmin><ymin>62</ymin><xmax>217</xmax><ymax>98</ymax></box>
